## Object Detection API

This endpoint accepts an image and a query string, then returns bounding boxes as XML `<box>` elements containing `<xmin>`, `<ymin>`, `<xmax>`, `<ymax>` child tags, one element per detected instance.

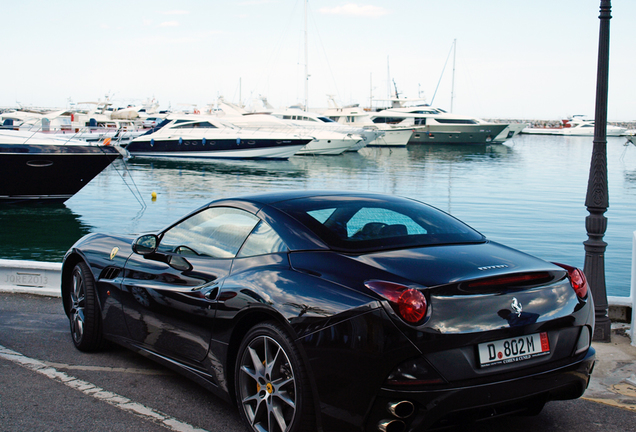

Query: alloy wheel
<box><xmin>70</xmin><ymin>266</ymin><xmax>86</xmax><ymax>344</ymax></box>
<box><xmin>237</xmin><ymin>335</ymin><xmax>297</xmax><ymax>432</ymax></box>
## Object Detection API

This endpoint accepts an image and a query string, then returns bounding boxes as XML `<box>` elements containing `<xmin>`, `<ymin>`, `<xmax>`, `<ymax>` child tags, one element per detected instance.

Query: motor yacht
<box><xmin>322</xmin><ymin>98</ymin><xmax>413</xmax><ymax>147</ymax></box>
<box><xmin>370</xmin><ymin>105</ymin><xmax>509</xmax><ymax>145</ymax></box>
<box><xmin>125</xmin><ymin>115</ymin><xmax>311</xmax><ymax>160</ymax></box>
<box><xmin>212</xmin><ymin>100</ymin><xmax>365</xmax><ymax>156</ymax></box>
<box><xmin>0</xmin><ymin>129</ymin><xmax>121</xmax><ymax>201</ymax></box>
<box><xmin>522</xmin><ymin>116</ymin><xmax>628</xmax><ymax>136</ymax></box>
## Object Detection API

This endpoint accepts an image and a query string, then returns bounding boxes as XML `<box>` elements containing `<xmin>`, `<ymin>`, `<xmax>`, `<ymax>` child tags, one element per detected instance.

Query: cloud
<box><xmin>160</xmin><ymin>10</ymin><xmax>190</xmax><ymax>15</ymax></box>
<box><xmin>238</xmin><ymin>0</ymin><xmax>278</xmax><ymax>5</ymax></box>
<box><xmin>160</xmin><ymin>21</ymin><xmax>180</xmax><ymax>27</ymax></box>
<box><xmin>319</xmin><ymin>3</ymin><xmax>389</xmax><ymax>18</ymax></box>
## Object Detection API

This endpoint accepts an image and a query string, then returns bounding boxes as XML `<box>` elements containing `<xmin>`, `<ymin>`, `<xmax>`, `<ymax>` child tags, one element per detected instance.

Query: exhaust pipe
<box><xmin>378</xmin><ymin>419</ymin><xmax>405</xmax><ymax>432</ymax></box>
<box><xmin>387</xmin><ymin>400</ymin><xmax>415</xmax><ymax>419</ymax></box>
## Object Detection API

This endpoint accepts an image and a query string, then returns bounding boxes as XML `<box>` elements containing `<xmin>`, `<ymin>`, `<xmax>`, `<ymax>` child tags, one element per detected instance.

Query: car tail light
<box><xmin>364</xmin><ymin>280</ymin><xmax>427</xmax><ymax>324</ymax></box>
<box><xmin>553</xmin><ymin>262</ymin><xmax>588</xmax><ymax>298</ymax></box>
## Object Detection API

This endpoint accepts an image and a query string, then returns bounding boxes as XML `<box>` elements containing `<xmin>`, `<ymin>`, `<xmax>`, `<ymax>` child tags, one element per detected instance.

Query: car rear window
<box><xmin>274</xmin><ymin>195</ymin><xmax>485</xmax><ymax>252</ymax></box>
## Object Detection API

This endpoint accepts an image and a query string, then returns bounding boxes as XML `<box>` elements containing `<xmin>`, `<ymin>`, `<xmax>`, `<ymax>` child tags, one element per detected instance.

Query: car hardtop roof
<box><xmin>209</xmin><ymin>190</ymin><xmax>412</xmax><ymax>208</ymax></box>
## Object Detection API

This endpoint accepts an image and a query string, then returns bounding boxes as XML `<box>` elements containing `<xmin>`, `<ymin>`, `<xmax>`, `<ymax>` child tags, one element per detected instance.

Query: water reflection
<box><xmin>0</xmin><ymin>202</ymin><xmax>91</xmax><ymax>262</ymax></box>
<box><xmin>405</xmin><ymin>143</ymin><xmax>515</xmax><ymax>162</ymax></box>
<box><xmin>128</xmin><ymin>156</ymin><xmax>308</xmax><ymax>179</ymax></box>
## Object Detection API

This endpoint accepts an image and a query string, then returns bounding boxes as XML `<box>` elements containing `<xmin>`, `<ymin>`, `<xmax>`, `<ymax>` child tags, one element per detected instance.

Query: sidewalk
<box><xmin>584</xmin><ymin>324</ymin><xmax>636</xmax><ymax>412</ymax></box>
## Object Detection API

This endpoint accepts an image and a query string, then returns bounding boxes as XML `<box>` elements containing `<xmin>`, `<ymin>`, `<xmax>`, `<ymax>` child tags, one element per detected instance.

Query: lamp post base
<box><xmin>593</xmin><ymin>315</ymin><xmax>612</xmax><ymax>342</ymax></box>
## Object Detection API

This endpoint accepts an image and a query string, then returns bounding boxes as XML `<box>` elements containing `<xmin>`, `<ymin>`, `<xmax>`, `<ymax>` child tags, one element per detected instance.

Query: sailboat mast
<box><xmin>451</xmin><ymin>39</ymin><xmax>456</xmax><ymax>113</ymax></box>
<box><xmin>369</xmin><ymin>73</ymin><xmax>373</xmax><ymax>109</ymax></box>
<box><xmin>304</xmin><ymin>0</ymin><xmax>309</xmax><ymax>111</ymax></box>
<box><xmin>386</xmin><ymin>56</ymin><xmax>391</xmax><ymax>100</ymax></box>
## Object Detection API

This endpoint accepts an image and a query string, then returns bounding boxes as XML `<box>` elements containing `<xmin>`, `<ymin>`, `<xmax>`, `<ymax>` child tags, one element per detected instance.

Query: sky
<box><xmin>2</xmin><ymin>0</ymin><xmax>634</xmax><ymax>121</ymax></box>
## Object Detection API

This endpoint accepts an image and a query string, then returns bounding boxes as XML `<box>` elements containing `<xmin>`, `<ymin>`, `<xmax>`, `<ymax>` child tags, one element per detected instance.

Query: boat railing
<box><xmin>607</xmin><ymin>230</ymin><xmax>636</xmax><ymax>346</ymax></box>
<box><xmin>15</xmin><ymin>123</ymin><xmax>143</xmax><ymax>146</ymax></box>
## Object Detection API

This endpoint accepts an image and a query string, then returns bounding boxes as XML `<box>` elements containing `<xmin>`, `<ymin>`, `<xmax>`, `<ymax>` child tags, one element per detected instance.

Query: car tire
<box><xmin>68</xmin><ymin>261</ymin><xmax>104</xmax><ymax>352</ymax></box>
<box><xmin>235</xmin><ymin>322</ymin><xmax>315</xmax><ymax>432</ymax></box>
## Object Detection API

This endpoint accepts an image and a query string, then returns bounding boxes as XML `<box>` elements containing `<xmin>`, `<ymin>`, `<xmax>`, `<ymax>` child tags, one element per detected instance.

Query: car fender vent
<box><xmin>99</xmin><ymin>266</ymin><xmax>121</xmax><ymax>280</ymax></box>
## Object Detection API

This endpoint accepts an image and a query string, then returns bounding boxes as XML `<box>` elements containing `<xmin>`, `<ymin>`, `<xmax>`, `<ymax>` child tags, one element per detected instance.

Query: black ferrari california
<box><xmin>61</xmin><ymin>191</ymin><xmax>595</xmax><ymax>432</ymax></box>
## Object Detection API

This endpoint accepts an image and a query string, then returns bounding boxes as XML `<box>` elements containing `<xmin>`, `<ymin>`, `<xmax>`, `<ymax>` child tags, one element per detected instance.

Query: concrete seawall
<box><xmin>487</xmin><ymin>119</ymin><xmax>636</xmax><ymax>130</ymax></box>
<box><xmin>0</xmin><ymin>259</ymin><xmax>62</xmax><ymax>297</ymax></box>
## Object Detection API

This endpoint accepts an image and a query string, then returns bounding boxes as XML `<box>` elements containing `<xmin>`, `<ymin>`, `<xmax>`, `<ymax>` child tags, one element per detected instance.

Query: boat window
<box><xmin>318</xmin><ymin>116</ymin><xmax>337</xmax><ymax>123</ymax></box>
<box><xmin>171</xmin><ymin>121</ymin><xmax>218</xmax><ymax>129</ymax></box>
<box><xmin>434</xmin><ymin>118</ymin><xmax>478</xmax><ymax>124</ymax></box>
<box><xmin>372</xmin><ymin>117</ymin><xmax>406</xmax><ymax>125</ymax></box>
<box><xmin>415</xmin><ymin>118</ymin><xmax>426</xmax><ymax>125</ymax></box>
<box><xmin>159</xmin><ymin>207</ymin><xmax>259</xmax><ymax>258</ymax></box>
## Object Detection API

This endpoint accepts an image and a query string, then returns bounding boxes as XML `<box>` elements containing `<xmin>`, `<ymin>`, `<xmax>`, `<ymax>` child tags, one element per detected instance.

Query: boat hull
<box><xmin>295</xmin><ymin>137</ymin><xmax>361</xmax><ymax>155</ymax></box>
<box><xmin>126</xmin><ymin>138</ymin><xmax>308</xmax><ymax>160</ymax></box>
<box><xmin>522</xmin><ymin>127</ymin><xmax>626</xmax><ymax>137</ymax></box>
<box><xmin>408</xmin><ymin>123</ymin><xmax>508</xmax><ymax>145</ymax></box>
<box><xmin>0</xmin><ymin>144</ymin><xmax>120</xmax><ymax>201</ymax></box>
<box><xmin>492</xmin><ymin>123</ymin><xmax>527</xmax><ymax>143</ymax></box>
<box><xmin>367</xmin><ymin>128</ymin><xmax>413</xmax><ymax>147</ymax></box>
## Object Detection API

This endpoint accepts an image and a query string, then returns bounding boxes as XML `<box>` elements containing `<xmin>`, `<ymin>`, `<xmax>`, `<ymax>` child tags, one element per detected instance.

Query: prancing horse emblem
<box><xmin>511</xmin><ymin>298</ymin><xmax>523</xmax><ymax>317</ymax></box>
<box><xmin>110</xmin><ymin>247</ymin><xmax>119</xmax><ymax>260</ymax></box>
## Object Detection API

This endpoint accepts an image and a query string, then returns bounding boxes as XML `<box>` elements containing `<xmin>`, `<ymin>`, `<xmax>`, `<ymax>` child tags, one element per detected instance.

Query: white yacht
<box><xmin>126</xmin><ymin>115</ymin><xmax>311</xmax><ymax>160</ymax></box>
<box><xmin>271</xmin><ymin>107</ymin><xmax>376</xmax><ymax>153</ymax></box>
<box><xmin>213</xmin><ymin>100</ymin><xmax>364</xmax><ymax>155</ymax></box>
<box><xmin>2</xmin><ymin>106</ymin><xmax>145</xmax><ymax>146</ymax></box>
<box><xmin>321</xmin><ymin>99</ymin><xmax>413</xmax><ymax>147</ymax></box>
<box><xmin>522</xmin><ymin>116</ymin><xmax>628</xmax><ymax>136</ymax></box>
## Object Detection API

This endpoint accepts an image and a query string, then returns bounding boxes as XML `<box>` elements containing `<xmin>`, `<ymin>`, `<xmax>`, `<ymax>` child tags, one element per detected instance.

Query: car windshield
<box><xmin>273</xmin><ymin>195</ymin><xmax>485</xmax><ymax>252</ymax></box>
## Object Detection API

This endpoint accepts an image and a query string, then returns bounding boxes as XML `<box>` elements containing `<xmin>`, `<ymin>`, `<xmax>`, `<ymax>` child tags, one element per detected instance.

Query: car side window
<box><xmin>237</xmin><ymin>221</ymin><xmax>288</xmax><ymax>257</ymax></box>
<box><xmin>159</xmin><ymin>207</ymin><xmax>260</xmax><ymax>258</ymax></box>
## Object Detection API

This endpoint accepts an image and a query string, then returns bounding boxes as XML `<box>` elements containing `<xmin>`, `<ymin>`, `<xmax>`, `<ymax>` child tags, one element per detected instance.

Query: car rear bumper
<box><xmin>366</xmin><ymin>347</ymin><xmax>596</xmax><ymax>432</ymax></box>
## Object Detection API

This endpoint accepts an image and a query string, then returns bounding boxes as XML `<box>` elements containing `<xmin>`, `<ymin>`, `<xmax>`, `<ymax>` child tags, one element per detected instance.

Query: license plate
<box><xmin>478</xmin><ymin>332</ymin><xmax>550</xmax><ymax>367</ymax></box>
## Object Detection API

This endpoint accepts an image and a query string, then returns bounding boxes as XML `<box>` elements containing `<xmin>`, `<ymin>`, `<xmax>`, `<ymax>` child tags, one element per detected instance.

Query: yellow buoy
<box><xmin>151</xmin><ymin>191</ymin><xmax>157</xmax><ymax>200</ymax></box>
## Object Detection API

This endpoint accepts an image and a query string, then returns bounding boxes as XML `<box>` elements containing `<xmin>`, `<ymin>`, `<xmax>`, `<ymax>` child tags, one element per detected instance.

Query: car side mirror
<box><xmin>133</xmin><ymin>234</ymin><xmax>159</xmax><ymax>255</ymax></box>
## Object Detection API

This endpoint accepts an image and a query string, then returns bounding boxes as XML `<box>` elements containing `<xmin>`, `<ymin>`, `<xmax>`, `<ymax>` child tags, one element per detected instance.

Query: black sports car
<box><xmin>61</xmin><ymin>191</ymin><xmax>595</xmax><ymax>432</ymax></box>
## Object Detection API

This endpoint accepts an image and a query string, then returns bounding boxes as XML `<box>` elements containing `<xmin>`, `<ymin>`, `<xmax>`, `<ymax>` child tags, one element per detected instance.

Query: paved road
<box><xmin>1</xmin><ymin>293</ymin><xmax>635</xmax><ymax>432</ymax></box>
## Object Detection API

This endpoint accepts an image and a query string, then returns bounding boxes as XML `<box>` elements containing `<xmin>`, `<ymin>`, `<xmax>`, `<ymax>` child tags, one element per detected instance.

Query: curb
<box><xmin>584</xmin><ymin>328</ymin><xmax>636</xmax><ymax>411</ymax></box>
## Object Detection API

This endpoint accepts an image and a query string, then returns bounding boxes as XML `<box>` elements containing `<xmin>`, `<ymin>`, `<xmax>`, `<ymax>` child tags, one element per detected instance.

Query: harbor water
<box><xmin>1</xmin><ymin>134</ymin><xmax>635</xmax><ymax>297</ymax></box>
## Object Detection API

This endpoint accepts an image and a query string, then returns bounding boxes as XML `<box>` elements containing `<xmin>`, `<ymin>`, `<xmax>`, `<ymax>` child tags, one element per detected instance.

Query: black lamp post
<box><xmin>584</xmin><ymin>0</ymin><xmax>612</xmax><ymax>342</ymax></box>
